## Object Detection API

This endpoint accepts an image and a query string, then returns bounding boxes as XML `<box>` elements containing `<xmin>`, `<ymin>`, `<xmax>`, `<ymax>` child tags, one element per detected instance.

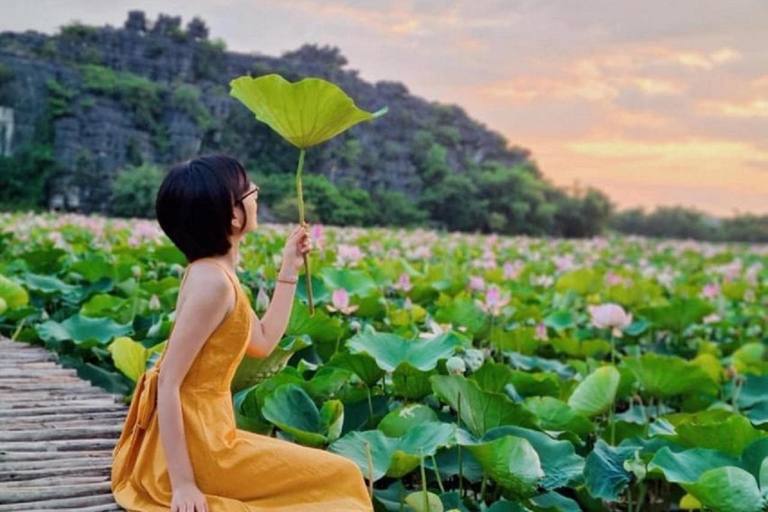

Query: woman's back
<box><xmin>111</xmin><ymin>257</ymin><xmax>373</xmax><ymax>511</ymax></box>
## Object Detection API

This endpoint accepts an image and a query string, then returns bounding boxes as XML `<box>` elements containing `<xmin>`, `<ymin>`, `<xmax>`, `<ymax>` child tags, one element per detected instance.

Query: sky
<box><xmin>1</xmin><ymin>0</ymin><xmax>767</xmax><ymax>216</ymax></box>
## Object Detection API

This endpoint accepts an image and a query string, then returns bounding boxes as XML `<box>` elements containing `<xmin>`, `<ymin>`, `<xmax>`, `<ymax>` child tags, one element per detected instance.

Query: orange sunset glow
<box><xmin>3</xmin><ymin>0</ymin><xmax>766</xmax><ymax>216</ymax></box>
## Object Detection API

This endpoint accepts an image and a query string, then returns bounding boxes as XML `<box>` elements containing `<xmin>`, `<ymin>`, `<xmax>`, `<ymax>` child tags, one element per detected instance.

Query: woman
<box><xmin>111</xmin><ymin>154</ymin><xmax>374</xmax><ymax>511</ymax></box>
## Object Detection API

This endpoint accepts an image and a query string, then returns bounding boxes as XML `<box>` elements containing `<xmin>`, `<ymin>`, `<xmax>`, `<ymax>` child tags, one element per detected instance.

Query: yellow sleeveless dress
<box><xmin>111</xmin><ymin>257</ymin><xmax>374</xmax><ymax>511</ymax></box>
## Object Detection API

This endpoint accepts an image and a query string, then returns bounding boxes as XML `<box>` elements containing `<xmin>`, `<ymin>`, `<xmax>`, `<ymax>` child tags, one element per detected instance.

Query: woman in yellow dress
<box><xmin>111</xmin><ymin>154</ymin><xmax>374</xmax><ymax>512</ymax></box>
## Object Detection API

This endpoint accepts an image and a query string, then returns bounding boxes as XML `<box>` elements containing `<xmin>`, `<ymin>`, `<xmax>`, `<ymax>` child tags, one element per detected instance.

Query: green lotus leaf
<box><xmin>378</xmin><ymin>403</ymin><xmax>439</xmax><ymax>438</ymax></box>
<box><xmin>0</xmin><ymin>275</ymin><xmax>29</xmax><ymax>309</ymax></box>
<box><xmin>327</xmin><ymin>351</ymin><xmax>385</xmax><ymax>388</ymax></box>
<box><xmin>456</xmin><ymin>429</ymin><xmax>543</xmax><ymax>499</ymax></box>
<box><xmin>622</xmin><ymin>353</ymin><xmax>719</xmax><ymax>398</ymax></box>
<box><xmin>648</xmin><ymin>446</ymin><xmax>741</xmax><ymax>484</ymax></box>
<box><xmin>430</xmin><ymin>374</ymin><xmax>539</xmax><ymax>437</ymax></box>
<box><xmin>404</xmin><ymin>491</ymin><xmax>444</xmax><ymax>512</ymax></box>
<box><xmin>683</xmin><ymin>467</ymin><xmax>764</xmax><ymax>512</ymax></box>
<box><xmin>230</xmin><ymin>73</ymin><xmax>387</xmax><ymax>149</ymax></box>
<box><xmin>659</xmin><ymin>410</ymin><xmax>764</xmax><ymax>456</ymax></box>
<box><xmin>69</xmin><ymin>256</ymin><xmax>116</xmax><ymax>282</ymax></box>
<box><xmin>23</xmin><ymin>273</ymin><xmax>78</xmax><ymax>295</ymax></box>
<box><xmin>0</xmin><ymin>297</ymin><xmax>6</xmax><ymax>315</ymax></box>
<box><xmin>555</xmin><ymin>268</ymin><xmax>602</xmax><ymax>295</ymax></box>
<box><xmin>261</xmin><ymin>384</ymin><xmax>343</xmax><ymax>447</ymax></box>
<box><xmin>638</xmin><ymin>298</ymin><xmax>714</xmax><ymax>332</ymax></box>
<box><xmin>108</xmin><ymin>336</ymin><xmax>150</xmax><ymax>382</ymax></box>
<box><xmin>347</xmin><ymin>331</ymin><xmax>469</xmax><ymax>372</ymax></box>
<box><xmin>329</xmin><ymin>422</ymin><xmax>456</xmax><ymax>481</ymax></box>
<box><xmin>483</xmin><ymin>425</ymin><xmax>585</xmax><ymax>490</ymax></box>
<box><xmin>567</xmin><ymin>365</ymin><xmax>620</xmax><ymax>418</ymax></box>
<box><xmin>392</xmin><ymin>362</ymin><xmax>436</xmax><ymax>400</ymax></box>
<box><xmin>36</xmin><ymin>314</ymin><xmax>132</xmax><ymax>348</ymax></box>
<box><xmin>231</xmin><ymin>335</ymin><xmax>312</xmax><ymax>393</ymax></box>
<box><xmin>583</xmin><ymin>440</ymin><xmax>636</xmax><ymax>501</ymax></box>
<box><xmin>524</xmin><ymin>396</ymin><xmax>595</xmax><ymax>437</ymax></box>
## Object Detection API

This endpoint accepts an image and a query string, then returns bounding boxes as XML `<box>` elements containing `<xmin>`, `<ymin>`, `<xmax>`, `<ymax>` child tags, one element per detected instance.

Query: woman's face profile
<box><xmin>234</xmin><ymin>180</ymin><xmax>259</xmax><ymax>235</ymax></box>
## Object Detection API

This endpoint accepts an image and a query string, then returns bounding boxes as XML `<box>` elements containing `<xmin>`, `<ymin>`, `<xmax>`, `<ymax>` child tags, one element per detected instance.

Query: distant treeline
<box><xmin>611</xmin><ymin>206</ymin><xmax>768</xmax><ymax>244</ymax></box>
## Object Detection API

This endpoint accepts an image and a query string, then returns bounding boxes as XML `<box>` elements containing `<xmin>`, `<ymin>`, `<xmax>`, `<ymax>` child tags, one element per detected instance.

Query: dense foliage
<box><xmin>1</xmin><ymin>212</ymin><xmax>767</xmax><ymax>511</ymax></box>
<box><xmin>612</xmin><ymin>206</ymin><xmax>768</xmax><ymax>244</ymax></box>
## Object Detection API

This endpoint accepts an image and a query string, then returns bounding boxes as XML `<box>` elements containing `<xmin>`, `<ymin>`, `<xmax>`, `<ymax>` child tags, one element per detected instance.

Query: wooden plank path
<box><xmin>0</xmin><ymin>338</ymin><xmax>127</xmax><ymax>511</ymax></box>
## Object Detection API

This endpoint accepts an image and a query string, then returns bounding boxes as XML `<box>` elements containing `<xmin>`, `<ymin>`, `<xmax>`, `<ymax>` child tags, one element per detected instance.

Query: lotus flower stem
<box><xmin>430</xmin><ymin>454</ymin><xmax>445</xmax><ymax>493</ymax></box>
<box><xmin>419</xmin><ymin>448</ymin><xmax>428</xmax><ymax>511</ymax></box>
<box><xmin>457</xmin><ymin>390</ymin><xmax>464</xmax><ymax>497</ymax></box>
<box><xmin>364</xmin><ymin>440</ymin><xmax>374</xmax><ymax>498</ymax></box>
<box><xmin>295</xmin><ymin>148</ymin><xmax>315</xmax><ymax>316</ymax></box>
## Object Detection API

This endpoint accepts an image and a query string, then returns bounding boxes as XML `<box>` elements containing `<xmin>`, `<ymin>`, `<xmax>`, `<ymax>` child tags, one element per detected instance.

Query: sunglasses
<box><xmin>238</xmin><ymin>182</ymin><xmax>260</xmax><ymax>203</ymax></box>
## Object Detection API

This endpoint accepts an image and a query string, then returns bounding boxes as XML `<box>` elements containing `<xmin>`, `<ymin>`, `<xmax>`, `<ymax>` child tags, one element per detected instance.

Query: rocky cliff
<box><xmin>0</xmin><ymin>12</ymin><xmax>534</xmax><ymax>213</ymax></box>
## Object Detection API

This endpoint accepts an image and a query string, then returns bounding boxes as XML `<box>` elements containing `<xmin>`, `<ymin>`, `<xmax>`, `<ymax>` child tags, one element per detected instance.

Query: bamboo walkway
<box><xmin>0</xmin><ymin>338</ymin><xmax>127</xmax><ymax>511</ymax></box>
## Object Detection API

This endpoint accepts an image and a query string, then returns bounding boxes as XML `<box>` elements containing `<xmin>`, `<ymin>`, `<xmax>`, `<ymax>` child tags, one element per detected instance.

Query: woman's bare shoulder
<box><xmin>177</xmin><ymin>262</ymin><xmax>235</xmax><ymax>312</ymax></box>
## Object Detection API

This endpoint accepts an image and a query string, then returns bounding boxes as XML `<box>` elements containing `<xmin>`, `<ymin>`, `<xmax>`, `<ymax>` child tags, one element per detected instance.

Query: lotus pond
<box><xmin>1</xmin><ymin>211</ymin><xmax>767</xmax><ymax>512</ymax></box>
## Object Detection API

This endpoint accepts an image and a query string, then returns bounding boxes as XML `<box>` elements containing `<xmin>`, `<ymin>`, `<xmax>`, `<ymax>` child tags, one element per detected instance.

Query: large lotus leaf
<box><xmin>509</xmin><ymin>370</ymin><xmax>561</xmax><ymax>398</ymax></box>
<box><xmin>622</xmin><ymin>353</ymin><xmax>718</xmax><ymax>398</ymax></box>
<box><xmin>683</xmin><ymin>467</ymin><xmax>764</xmax><ymax>512</ymax></box>
<box><xmin>483</xmin><ymin>425</ymin><xmax>585</xmax><ymax>490</ymax></box>
<box><xmin>23</xmin><ymin>273</ymin><xmax>78</xmax><ymax>295</ymax></box>
<box><xmin>20</xmin><ymin>247</ymin><xmax>66</xmax><ymax>274</ymax></box>
<box><xmin>36</xmin><ymin>314</ymin><xmax>132</xmax><ymax>348</ymax></box>
<box><xmin>69</xmin><ymin>256</ymin><xmax>116</xmax><ymax>282</ymax></box>
<box><xmin>230</xmin><ymin>74</ymin><xmax>387</xmax><ymax>149</ymax></box>
<box><xmin>550</xmin><ymin>337</ymin><xmax>611</xmax><ymax>359</ymax></box>
<box><xmin>524</xmin><ymin>396</ymin><xmax>595</xmax><ymax>437</ymax></box>
<box><xmin>0</xmin><ymin>297</ymin><xmax>5</xmax><ymax>314</ymax></box>
<box><xmin>583</xmin><ymin>440</ymin><xmax>636</xmax><ymax>501</ymax></box>
<box><xmin>434</xmin><ymin>298</ymin><xmax>488</xmax><ymax>336</ymax></box>
<box><xmin>638</xmin><ymin>298</ymin><xmax>714</xmax><ymax>332</ymax></box>
<box><xmin>231</xmin><ymin>335</ymin><xmax>312</xmax><ymax>393</ymax></box>
<box><xmin>305</xmin><ymin>365</ymin><xmax>355</xmax><ymax>402</ymax></box>
<box><xmin>261</xmin><ymin>384</ymin><xmax>342</xmax><ymax>447</ymax></box>
<box><xmin>659</xmin><ymin>411</ymin><xmax>764</xmax><ymax>456</ymax></box>
<box><xmin>378</xmin><ymin>404</ymin><xmax>439</xmax><ymax>438</ymax></box>
<box><xmin>319</xmin><ymin>268</ymin><xmax>379</xmax><ymax>297</ymax></box>
<box><xmin>456</xmin><ymin>429</ymin><xmax>543</xmax><ymax>499</ymax></box>
<box><xmin>567</xmin><ymin>365</ymin><xmax>620</xmax><ymax>418</ymax></box>
<box><xmin>327</xmin><ymin>351</ymin><xmax>385</xmax><ymax>387</ymax></box>
<box><xmin>604</xmin><ymin>278</ymin><xmax>664</xmax><ymax>308</ymax></box>
<box><xmin>555</xmin><ymin>268</ymin><xmax>602</xmax><ymax>295</ymax></box>
<box><xmin>347</xmin><ymin>331</ymin><xmax>469</xmax><ymax>372</ymax></box>
<box><xmin>286</xmin><ymin>303</ymin><xmax>343</xmax><ymax>361</ymax></box>
<box><xmin>404</xmin><ymin>491</ymin><xmax>443</xmax><ymax>512</ymax></box>
<box><xmin>108</xmin><ymin>336</ymin><xmax>149</xmax><ymax>382</ymax></box>
<box><xmin>0</xmin><ymin>275</ymin><xmax>29</xmax><ymax>309</ymax></box>
<box><xmin>329</xmin><ymin>422</ymin><xmax>456</xmax><ymax>481</ymax></box>
<box><xmin>81</xmin><ymin>294</ymin><xmax>128</xmax><ymax>320</ymax></box>
<box><xmin>742</xmin><ymin>438</ymin><xmax>768</xmax><ymax>483</ymax></box>
<box><xmin>489</xmin><ymin>326</ymin><xmax>539</xmax><ymax>355</ymax></box>
<box><xmin>392</xmin><ymin>362</ymin><xmax>435</xmax><ymax>400</ymax></box>
<box><xmin>733</xmin><ymin>342</ymin><xmax>768</xmax><ymax>375</ymax></box>
<box><xmin>648</xmin><ymin>446</ymin><xmax>741</xmax><ymax>484</ymax></box>
<box><xmin>469</xmin><ymin>362</ymin><xmax>513</xmax><ymax>393</ymax></box>
<box><xmin>529</xmin><ymin>491</ymin><xmax>584</xmax><ymax>512</ymax></box>
<box><xmin>430</xmin><ymin>375</ymin><xmax>538</xmax><ymax>437</ymax></box>
<box><xmin>544</xmin><ymin>310</ymin><xmax>575</xmax><ymax>331</ymax></box>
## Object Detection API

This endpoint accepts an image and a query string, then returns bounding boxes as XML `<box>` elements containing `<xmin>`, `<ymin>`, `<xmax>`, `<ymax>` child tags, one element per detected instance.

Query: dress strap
<box><xmin>153</xmin><ymin>258</ymin><xmax>240</xmax><ymax>369</ymax></box>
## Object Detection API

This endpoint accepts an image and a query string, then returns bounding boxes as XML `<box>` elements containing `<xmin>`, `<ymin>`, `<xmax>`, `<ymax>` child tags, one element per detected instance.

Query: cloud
<box><xmin>699</xmin><ymin>99</ymin><xmax>768</xmax><ymax>118</ymax></box>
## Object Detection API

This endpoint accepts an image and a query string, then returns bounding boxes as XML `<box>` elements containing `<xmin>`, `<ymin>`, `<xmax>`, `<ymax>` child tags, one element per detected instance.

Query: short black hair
<box><xmin>156</xmin><ymin>154</ymin><xmax>252</xmax><ymax>262</ymax></box>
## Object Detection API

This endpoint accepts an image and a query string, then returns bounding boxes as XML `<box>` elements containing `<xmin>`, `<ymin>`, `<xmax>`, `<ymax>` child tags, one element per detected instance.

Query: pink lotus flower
<box><xmin>148</xmin><ymin>294</ymin><xmax>161</xmax><ymax>311</ymax></box>
<box><xmin>468</xmin><ymin>275</ymin><xmax>486</xmax><ymax>292</ymax></box>
<box><xmin>589</xmin><ymin>303</ymin><xmax>633</xmax><ymax>338</ymax></box>
<box><xmin>310</xmin><ymin>224</ymin><xmax>326</xmax><ymax>250</ymax></box>
<box><xmin>503</xmin><ymin>260</ymin><xmax>523</xmax><ymax>280</ymax></box>
<box><xmin>393</xmin><ymin>272</ymin><xmax>413</xmax><ymax>292</ymax></box>
<box><xmin>336</xmin><ymin>244</ymin><xmax>364</xmax><ymax>266</ymax></box>
<box><xmin>605</xmin><ymin>272</ymin><xmax>624</xmax><ymax>286</ymax></box>
<box><xmin>534</xmin><ymin>322</ymin><xmax>548</xmax><ymax>341</ymax></box>
<box><xmin>701</xmin><ymin>283</ymin><xmax>720</xmax><ymax>300</ymax></box>
<box><xmin>477</xmin><ymin>284</ymin><xmax>510</xmax><ymax>316</ymax></box>
<box><xmin>326</xmin><ymin>288</ymin><xmax>359</xmax><ymax>315</ymax></box>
